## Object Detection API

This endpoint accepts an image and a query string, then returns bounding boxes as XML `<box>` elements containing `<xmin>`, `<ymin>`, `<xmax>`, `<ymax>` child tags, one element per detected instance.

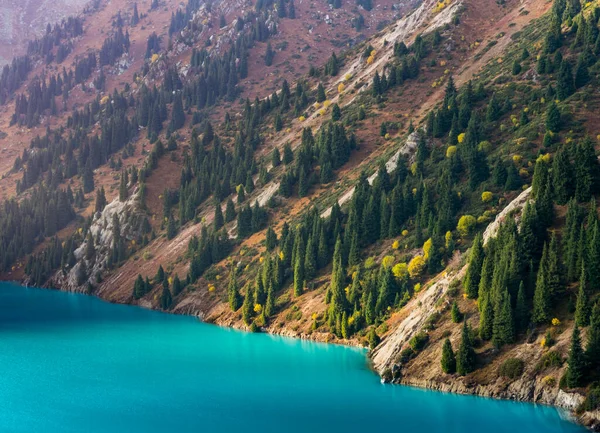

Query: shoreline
<box><xmin>3</xmin><ymin>278</ymin><xmax>596</xmax><ymax>431</ymax></box>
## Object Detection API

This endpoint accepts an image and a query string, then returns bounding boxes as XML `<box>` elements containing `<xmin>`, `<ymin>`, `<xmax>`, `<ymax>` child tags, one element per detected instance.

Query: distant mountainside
<box><xmin>0</xmin><ymin>0</ymin><xmax>88</xmax><ymax>66</ymax></box>
<box><xmin>2</xmin><ymin>0</ymin><xmax>600</xmax><ymax>429</ymax></box>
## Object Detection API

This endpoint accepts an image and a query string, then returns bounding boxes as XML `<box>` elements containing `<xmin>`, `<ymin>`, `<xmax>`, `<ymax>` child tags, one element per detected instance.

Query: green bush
<box><xmin>580</xmin><ymin>387</ymin><xmax>600</xmax><ymax>412</ymax></box>
<box><xmin>409</xmin><ymin>332</ymin><xmax>429</xmax><ymax>352</ymax></box>
<box><xmin>398</xmin><ymin>347</ymin><xmax>415</xmax><ymax>364</ymax></box>
<box><xmin>535</xmin><ymin>351</ymin><xmax>563</xmax><ymax>372</ymax></box>
<box><xmin>498</xmin><ymin>358</ymin><xmax>525</xmax><ymax>379</ymax></box>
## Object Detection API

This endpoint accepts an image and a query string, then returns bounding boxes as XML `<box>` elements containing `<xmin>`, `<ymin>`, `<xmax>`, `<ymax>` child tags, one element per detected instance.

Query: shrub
<box><xmin>498</xmin><ymin>358</ymin><xmax>525</xmax><ymax>379</ymax></box>
<box><xmin>398</xmin><ymin>347</ymin><xmax>415</xmax><ymax>364</ymax></box>
<box><xmin>408</xmin><ymin>255</ymin><xmax>426</xmax><ymax>278</ymax></box>
<box><xmin>580</xmin><ymin>388</ymin><xmax>600</xmax><ymax>411</ymax></box>
<box><xmin>392</xmin><ymin>262</ymin><xmax>409</xmax><ymax>280</ymax></box>
<box><xmin>481</xmin><ymin>191</ymin><xmax>493</xmax><ymax>203</ymax></box>
<box><xmin>409</xmin><ymin>332</ymin><xmax>429</xmax><ymax>352</ymax></box>
<box><xmin>535</xmin><ymin>351</ymin><xmax>563</xmax><ymax>372</ymax></box>
<box><xmin>457</xmin><ymin>215</ymin><xmax>476</xmax><ymax>237</ymax></box>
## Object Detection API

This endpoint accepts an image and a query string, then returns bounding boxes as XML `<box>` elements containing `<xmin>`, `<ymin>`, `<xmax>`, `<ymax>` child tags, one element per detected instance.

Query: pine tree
<box><xmin>304</xmin><ymin>236</ymin><xmax>317</xmax><ymax>280</ymax></box>
<box><xmin>441</xmin><ymin>338</ymin><xmax>456</xmax><ymax>374</ymax></box>
<box><xmin>227</xmin><ymin>271</ymin><xmax>242</xmax><ymax>311</ymax></box>
<box><xmin>533</xmin><ymin>244</ymin><xmax>552</xmax><ymax>324</ymax></box>
<box><xmin>479</xmin><ymin>293</ymin><xmax>494</xmax><ymax>340</ymax></box>
<box><xmin>586</xmin><ymin>302</ymin><xmax>600</xmax><ymax>366</ymax></box>
<box><xmin>293</xmin><ymin>235</ymin><xmax>305</xmax><ymax>297</ymax></box>
<box><xmin>566</xmin><ymin>325</ymin><xmax>586</xmax><ymax>388</ymax></box>
<box><xmin>283</xmin><ymin>142</ymin><xmax>294</xmax><ymax>165</ymax></box>
<box><xmin>328</xmin><ymin>237</ymin><xmax>348</xmax><ymax>322</ymax></box>
<box><xmin>552</xmin><ymin>146</ymin><xmax>574</xmax><ymax>205</ymax></box>
<box><xmin>172</xmin><ymin>274</ymin><xmax>183</xmax><ymax>296</ymax></box>
<box><xmin>265</xmin><ymin>42</ymin><xmax>275</xmax><ymax>66</ymax></box>
<box><xmin>317</xmin><ymin>83</ymin><xmax>326</xmax><ymax>103</ymax></box>
<box><xmin>225</xmin><ymin>198</ymin><xmax>236</xmax><ymax>223</ymax></box>
<box><xmin>83</xmin><ymin>162</ymin><xmax>95</xmax><ymax>193</ymax></box>
<box><xmin>132</xmin><ymin>3</ymin><xmax>139</xmax><ymax>25</ymax></box>
<box><xmin>214</xmin><ymin>203</ymin><xmax>224</xmax><ymax>230</ymax></box>
<box><xmin>171</xmin><ymin>92</ymin><xmax>185</xmax><ymax>130</ymax></box>
<box><xmin>515</xmin><ymin>281</ymin><xmax>529</xmax><ymax>333</ymax></box>
<box><xmin>451</xmin><ymin>301</ymin><xmax>463</xmax><ymax>323</ymax></box>
<box><xmin>492</xmin><ymin>288</ymin><xmax>514</xmax><ymax>348</ymax></box>
<box><xmin>546</xmin><ymin>102</ymin><xmax>561</xmax><ymax>133</ymax></box>
<box><xmin>265</xmin><ymin>226</ymin><xmax>277</xmax><ymax>251</ymax></box>
<box><xmin>95</xmin><ymin>187</ymin><xmax>107</xmax><ymax>213</ymax></box>
<box><xmin>160</xmin><ymin>287</ymin><xmax>172</xmax><ymax>309</ymax></box>
<box><xmin>85</xmin><ymin>233</ymin><xmax>96</xmax><ymax>261</ymax></box>
<box><xmin>457</xmin><ymin>320</ymin><xmax>476</xmax><ymax>376</ymax></box>
<box><xmin>575</xmin><ymin>137</ymin><xmax>599</xmax><ymax>202</ymax></box>
<box><xmin>575</xmin><ymin>266</ymin><xmax>591</xmax><ymax>327</ymax></box>
<box><xmin>463</xmin><ymin>233</ymin><xmax>484</xmax><ymax>298</ymax></box>
<box><xmin>133</xmin><ymin>274</ymin><xmax>146</xmax><ymax>299</ymax></box>
<box><xmin>557</xmin><ymin>60</ymin><xmax>575</xmax><ymax>100</ymax></box>
<box><xmin>242</xmin><ymin>288</ymin><xmax>253</xmax><ymax>325</ymax></box>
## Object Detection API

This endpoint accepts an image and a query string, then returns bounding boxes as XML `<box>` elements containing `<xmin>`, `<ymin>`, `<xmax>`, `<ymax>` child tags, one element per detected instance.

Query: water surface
<box><xmin>0</xmin><ymin>282</ymin><xmax>585</xmax><ymax>433</ymax></box>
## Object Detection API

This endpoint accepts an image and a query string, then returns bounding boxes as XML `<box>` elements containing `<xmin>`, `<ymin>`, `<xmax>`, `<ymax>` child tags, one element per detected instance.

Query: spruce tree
<box><xmin>533</xmin><ymin>244</ymin><xmax>552</xmax><ymax>324</ymax></box>
<box><xmin>457</xmin><ymin>320</ymin><xmax>476</xmax><ymax>376</ymax></box>
<box><xmin>214</xmin><ymin>203</ymin><xmax>224</xmax><ymax>230</ymax></box>
<box><xmin>566</xmin><ymin>325</ymin><xmax>585</xmax><ymax>388</ymax></box>
<box><xmin>492</xmin><ymin>288</ymin><xmax>515</xmax><ymax>348</ymax></box>
<box><xmin>293</xmin><ymin>235</ymin><xmax>305</xmax><ymax>297</ymax></box>
<box><xmin>242</xmin><ymin>287</ymin><xmax>253</xmax><ymax>325</ymax></box>
<box><xmin>228</xmin><ymin>272</ymin><xmax>242</xmax><ymax>311</ymax></box>
<box><xmin>451</xmin><ymin>301</ymin><xmax>463</xmax><ymax>323</ymax></box>
<box><xmin>463</xmin><ymin>233</ymin><xmax>484</xmax><ymax>298</ymax></box>
<box><xmin>317</xmin><ymin>83</ymin><xmax>326</xmax><ymax>103</ymax></box>
<box><xmin>575</xmin><ymin>266</ymin><xmax>591</xmax><ymax>327</ymax></box>
<box><xmin>586</xmin><ymin>302</ymin><xmax>600</xmax><ymax>366</ymax></box>
<box><xmin>160</xmin><ymin>287</ymin><xmax>172</xmax><ymax>309</ymax></box>
<box><xmin>545</xmin><ymin>102</ymin><xmax>561</xmax><ymax>133</ymax></box>
<box><xmin>441</xmin><ymin>338</ymin><xmax>456</xmax><ymax>374</ymax></box>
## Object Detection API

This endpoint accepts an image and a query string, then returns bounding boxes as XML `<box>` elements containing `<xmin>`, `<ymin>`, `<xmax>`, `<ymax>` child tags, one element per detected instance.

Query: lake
<box><xmin>0</xmin><ymin>282</ymin><xmax>586</xmax><ymax>433</ymax></box>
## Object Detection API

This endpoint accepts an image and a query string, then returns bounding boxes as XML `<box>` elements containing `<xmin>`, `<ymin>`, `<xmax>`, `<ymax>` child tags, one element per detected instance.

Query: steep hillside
<box><xmin>3</xmin><ymin>0</ymin><xmax>600</xmax><ymax>428</ymax></box>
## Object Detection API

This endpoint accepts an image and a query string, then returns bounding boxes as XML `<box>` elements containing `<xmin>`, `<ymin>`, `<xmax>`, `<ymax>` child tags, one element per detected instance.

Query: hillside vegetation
<box><xmin>3</xmin><ymin>0</ymin><xmax>600</xmax><ymax>427</ymax></box>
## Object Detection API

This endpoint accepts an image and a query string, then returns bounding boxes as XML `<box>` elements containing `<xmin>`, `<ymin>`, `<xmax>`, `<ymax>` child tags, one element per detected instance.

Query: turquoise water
<box><xmin>0</xmin><ymin>282</ymin><xmax>585</xmax><ymax>433</ymax></box>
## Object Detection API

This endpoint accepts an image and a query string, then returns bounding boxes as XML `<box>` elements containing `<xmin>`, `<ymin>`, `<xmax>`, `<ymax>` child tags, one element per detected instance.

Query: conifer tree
<box><xmin>293</xmin><ymin>234</ymin><xmax>305</xmax><ymax>297</ymax></box>
<box><xmin>457</xmin><ymin>320</ymin><xmax>476</xmax><ymax>376</ymax></box>
<box><xmin>214</xmin><ymin>203</ymin><xmax>224</xmax><ymax>230</ymax></box>
<box><xmin>463</xmin><ymin>233</ymin><xmax>484</xmax><ymax>298</ymax></box>
<box><xmin>228</xmin><ymin>272</ymin><xmax>242</xmax><ymax>311</ymax></box>
<box><xmin>242</xmin><ymin>288</ymin><xmax>253</xmax><ymax>325</ymax></box>
<box><xmin>317</xmin><ymin>83</ymin><xmax>326</xmax><ymax>103</ymax></box>
<box><xmin>566</xmin><ymin>325</ymin><xmax>585</xmax><ymax>388</ymax></box>
<box><xmin>492</xmin><ymin>288</ymin><xmax>515</xmax><ymax>348</ymax></box>
<box><xmin>451</xmin><ymin>301</ymin><xmax>463</xmax><ymax>323</ymax></box>
<box><xmin>133</xmin><ymin>274</ymin><xmax>146</xmax><ymax>299</ymax></box>
<box><xmin>225</xmin><ymin>198</ymin><xmax>236</xmax><ymax>223</ymax></box>
<box><xmin>441</xmin><ymin>338</ymin><xmax>456</xmax><ymax>374</ymax></box>
<box><xmin>95</xmin><ymin>187</ymin><xmax>107</xmax><ymax>213</ymax></box>
<box><xmin>533</xmin><ymin>243</ymin><xmax>552</xmax><ymax>324</ymax></box>
<box><xmin>172</xmin><ymin>275</ymin><xmax>183</xmax><ymax>296</ymax></box>
<box><xmin>575</xmin><ymin>137</ymin><xmax>599</xmax><ymax>201</ymax></box>
<box><xmin>479</xmin><ymin>293</ymin><xmax>494</xmax><ymax>340</ymax></box>
<box><xmin>586</xmin><ymin>302</ymin><xmax>600</xmax><ymax>366</ymax></box>
<box><xmin>328</xmin><ymin>237</ymin><xmax>348</xmax><ymax>322</ymax></box>
<box><xmin>265</xmin><ymin>226</ymin><xmax>277</xmax><ymax>251</ymax></box>
<box><xmin>160</xmin><ymin>287</ymin><xmax>172</xmax><ymax>309</ymax></box>
<box><xmin>552</xmin><ymin>146</ymin><xmax>574</xmax><ymax>205</ymax></box>
<box><xmin>575</xmin><ymin>266</ymin><xmax>591</xmax><ymax>327</ymax></box>
<box><xmin>304</xmin><ymin>236</ymin><xmax>317</xmax><ymax>281</ymax></box>
<box><xmin>545</xmin><ymin>102</ymin><xmax>561</xmax><ymax>133</ymax></box>
<box><xmin>515</xmin><ymin>281</ymin><xmax>529</xmax><ymax>333</ymax></box>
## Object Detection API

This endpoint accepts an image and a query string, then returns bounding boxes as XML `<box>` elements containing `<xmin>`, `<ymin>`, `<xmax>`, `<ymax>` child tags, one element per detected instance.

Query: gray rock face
<box><xmin>51</xmin><ymin>190</ymin><xmax>146</xmax><ymax>294</ymax></box>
